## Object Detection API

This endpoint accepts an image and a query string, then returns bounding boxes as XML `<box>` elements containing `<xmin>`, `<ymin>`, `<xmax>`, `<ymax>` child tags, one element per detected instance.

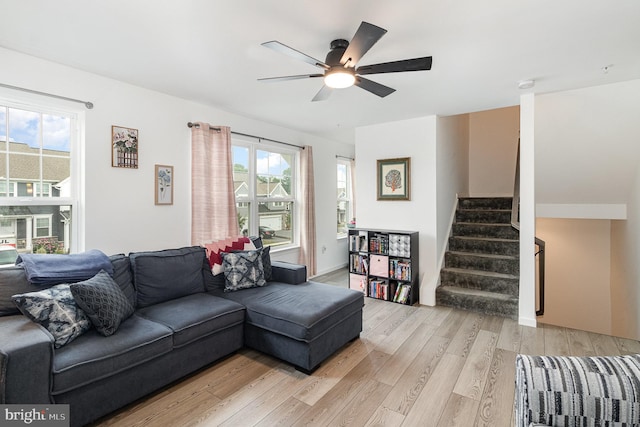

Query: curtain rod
<box><xmin>336</xmin><ymin>155</ymin><xmax>354</xmax><ymax>161</ymax></box>
<box><xmin>187</xmin><ymin>122</ymin><xmax>304</xmax><ymax>149</ymax></box>
<box><xmin>0</xmin><ymin>82</ymin><xmax>94</xmax><ymax>109</ymax></box>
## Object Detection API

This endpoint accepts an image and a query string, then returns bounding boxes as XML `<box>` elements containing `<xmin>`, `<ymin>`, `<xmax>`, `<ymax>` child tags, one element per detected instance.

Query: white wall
<box><xmin>0</xmin><ymin>47</ymin><xmax>353</xmax><ymax>274</ymax></box>
<box><xmin>355</xmin><ymin>116</ymin><xmax>438</xmax><ymax>305</ymax></box>
<box><xmin>354</xmin><ymin>114</ymin><xmax>471</xmax><ymax>306</ymax></box>
<box><xmin>436</xmin><ymin>115</ymin><xmax>469</xmax><ymax>269</ymax></box>
<box><xmin>468</xmin><ymin>106</ymin><xmax>520</xmax><ymax>197</ymax></box>
<box><xmin>610</xmin><ymin>164</ymin><xmax>640</xmax><ymax>339</ymax></box>
<box><xmin>534</xmin><ymin>79</ymin><xmax>640</xmax><ymax>338</ymax></box>
<box><xmin>535</xmin><ymin>79</ymin><xmax>640</xmax><ymax>208</ymax></box>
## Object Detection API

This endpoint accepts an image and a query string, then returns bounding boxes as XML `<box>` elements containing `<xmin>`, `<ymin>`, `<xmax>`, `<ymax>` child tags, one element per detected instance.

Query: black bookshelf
<box><xmin>347</xmin><ymin>228</ymin><xmax>419</xmax><ymax>305</ymax></box>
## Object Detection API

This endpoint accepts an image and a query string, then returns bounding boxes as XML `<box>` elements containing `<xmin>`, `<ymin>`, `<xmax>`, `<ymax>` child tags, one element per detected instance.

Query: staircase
<box><xmin>436</xmin><ymin>197</ymin><xmax>519</xmax><ymax>319</ymax></box>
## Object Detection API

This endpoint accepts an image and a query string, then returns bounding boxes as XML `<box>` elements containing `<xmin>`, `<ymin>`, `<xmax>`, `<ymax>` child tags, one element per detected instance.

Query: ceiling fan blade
<box><xmin>356</xmin><ymin>56</ymin><xmax>433</xmax><ymax>75</ymax></box>
<box><xmin>355</xmin><ymin>77</ymin><xmax>396</xmax><ymax>98</ymax></box>
<box><xmin>340</xmin><ymin>21</ymin><xmax>387</xmax><ymax>67</ymax></box>
<box><xmin>261</xmin><ymin>41</ymin><xmax>329</xmax><ymax>70</ymax></box>
<box><xmin>311</xmin><ymin>85</ymin><xmax>333</xmax><ymax>102</ymax></box>
<box><xmin>258</xmin><ymin>74</ymin><xmax>324</xmax><ymax>82</ymax></box>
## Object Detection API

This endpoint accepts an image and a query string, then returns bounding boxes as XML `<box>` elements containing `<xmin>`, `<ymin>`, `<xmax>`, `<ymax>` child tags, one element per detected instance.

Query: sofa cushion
<box><xmin>130</xmin><ymin>246</ymin><xmax>207</xmax><ymax>308</ymax></box>
<box><xmin>222</xmin><ymin>249</ymin><xmax>266</xmax><ymax>292</ymax></box>
<box><xmin>137</xmin><ymin>293</ymin><xmax>245</xmax><ymax>348</ymax></box>
<box><xmin>0</xmin><ymin>266</ymin><xmax>32</xmax><ymax>316</ymax></box>
<box><xmin>214</xmin><ymin>281</ymin><xmax>364</xmax><ymax>341</ymax></box>
<box><xmin>70</xmin><ymin>270</ymin><xmax>135</xmax><ymax>336</ymax></box>
<box><xmin>109</xmin><ymin>253</ymin><xmax>136</xmax><ymax>307</ymax></box>
<box><xmin>51</xmin><ymin>314</ymin><xmax>173</xmax><ymax>394</ymax></box>
<box><xmin>12</xmin><ymin>283</ymin><xmax>92</xmax><ymax>348</ymax></box>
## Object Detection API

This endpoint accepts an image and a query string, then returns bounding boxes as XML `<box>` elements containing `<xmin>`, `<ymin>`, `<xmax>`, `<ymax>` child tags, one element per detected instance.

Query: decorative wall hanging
<box><xmin>112</xmin><ymin>126</ymin><xmax>138</xmax><ymax>168</ymax></box>
<box><xmin>155</xmin><ymin>164</ymin><xmax>173</xmax><ymax>205</ymax></box>
<box><xmin>377</xmin><ymin>157</ymin><xmax>411</xmax><ymax>201</ymax></box>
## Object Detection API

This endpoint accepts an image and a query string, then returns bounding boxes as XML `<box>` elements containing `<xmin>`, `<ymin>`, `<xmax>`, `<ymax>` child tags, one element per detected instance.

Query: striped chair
<box><xmin>515</xmin><ymin>354</ymin><xmax>640</xmax><ymax>427</ymax></box>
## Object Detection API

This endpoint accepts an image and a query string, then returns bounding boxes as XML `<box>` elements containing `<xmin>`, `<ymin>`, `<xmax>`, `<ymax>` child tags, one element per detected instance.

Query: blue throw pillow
<box><xmin>70</xmin><ymin>270</ymin><xmax>134</xmax><ymax>337</ymax></box>
<box><xmin>12</xmin><ymin>284</ymin><xmax>92</xmax><ymax>348</ymax></box>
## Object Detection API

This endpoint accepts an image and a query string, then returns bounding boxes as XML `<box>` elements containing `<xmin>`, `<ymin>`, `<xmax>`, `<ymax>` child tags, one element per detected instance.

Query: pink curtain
<box><xmin>299</xmin><ymin>145</ymin><xmax>317</xmax><ymax>276</ymax></box>
<box><xmin>191</xmin><ymin>123</ymin><xmax>238</xmax><ymax>245</ymax></box>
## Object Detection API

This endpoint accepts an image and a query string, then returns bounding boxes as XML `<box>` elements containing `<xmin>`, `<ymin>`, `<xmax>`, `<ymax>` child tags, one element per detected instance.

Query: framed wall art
<box><xmin>112</xmin><ymin>125</ymin><xmax>138</xmax><ymax>168</ymax></box>
<box><xmin>377</xmin><ymin>157</ymin><xmax>411</xmax><ymax>201</ymax></box>
<box><xmin>155</xmin><ymin>164</ymin><xmax>173</xmax><ymax>205</ymax></box>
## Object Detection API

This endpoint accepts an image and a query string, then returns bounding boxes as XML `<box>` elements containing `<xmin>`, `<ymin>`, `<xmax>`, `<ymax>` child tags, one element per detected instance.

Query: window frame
<box><xmin>0</xmin><ymin>97</ymin><xmax>83</xmax><ymax>253</ymax></box>
<box><xmin>232</xmin><ymin>137</ymin><xmax>299</xmax><ymax>250</ymax></box>
<box><xmin>337</xmin><ymin>159</ymin><xmax>352</xmax><ymax>238</ymax></box>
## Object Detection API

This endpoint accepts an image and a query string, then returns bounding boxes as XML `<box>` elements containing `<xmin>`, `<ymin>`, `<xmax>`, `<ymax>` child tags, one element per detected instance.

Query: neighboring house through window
<box><xmin>0</xmin><ymin>101</ymin><xmax>80</xmax><ymax>254</ymax></box>
<box><xmin>337</xmin><ymin>159</ymin><xmax>352</xmax><ymax>237</ymax></box>
<box><xmin>232</xmin><ymin>138</ymin><xmax>297</xmax><ymax>248</ymax></box>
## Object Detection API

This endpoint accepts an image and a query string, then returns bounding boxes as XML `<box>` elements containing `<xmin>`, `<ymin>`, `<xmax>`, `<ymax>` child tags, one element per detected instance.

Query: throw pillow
<box><xmin>231</xmin><ymin>245</ymin><xmax>272</xmax><ymax>281</ymax></box>
<box><xmin>222</xmin><ymin>248</ymin><xmax>266</xmax><ymax>292</ymax></box>
<box><xmin>12</xmin><ymin>284</ymin><xmax>92</xmax><ymax>348</ymax></box>
<box><xmin>204</xmin><ymin>237</ymin><xmax>255</xmax><ymax>275</ymax></box>
<box><xmin>70</xmin><ymin>270</ymin><xmax>134</xmax><ymax>336</ymax></box>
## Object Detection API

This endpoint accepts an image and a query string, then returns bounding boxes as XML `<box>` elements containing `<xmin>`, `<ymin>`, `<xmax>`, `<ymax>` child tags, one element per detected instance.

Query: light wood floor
<box><xmin>93</xmin><ymin>271</ymin><xmax>640</xmax><ymax>427</ymax></box>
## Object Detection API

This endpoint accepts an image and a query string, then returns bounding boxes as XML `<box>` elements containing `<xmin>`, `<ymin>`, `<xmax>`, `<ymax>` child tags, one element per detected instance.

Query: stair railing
<box><xmin>511</xmin><ymin>138</ymin><xmax>545</xmax><ymax>316</ymax></box>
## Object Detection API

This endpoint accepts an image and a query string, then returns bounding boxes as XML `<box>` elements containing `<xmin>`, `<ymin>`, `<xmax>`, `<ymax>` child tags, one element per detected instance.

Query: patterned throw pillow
<box><xmin>70</xmin><ymin>270</ymin><xmax>135</xmax><ymax>336</ymax></box>
<box><xmin>204</xmin><ymin>237</ymin><xmax>255</xmax><ymax>275</ymax></box>
<box><xmin>12</xmin><ymin>284</ymin><xmax>92</xmax><ymax>348</ymax></box>
<box><xmin>222</xmin><ymin>248</ymin><xmax>266</xmax><ymax>292</ymax></box>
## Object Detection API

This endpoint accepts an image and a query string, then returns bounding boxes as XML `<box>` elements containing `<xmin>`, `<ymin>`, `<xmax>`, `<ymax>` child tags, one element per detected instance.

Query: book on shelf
<box><xmin>393</xmin><ymin>284</ymin><xmax>411</xmax><ymax>304</ymax></box>
<box><xmin>349</xmin><ymin>234</ymin><xmax>368</xmax><ymax>252</ymax></box>
<box><xmin>369</xmin><ymin>233</ymin><xmax>389</xmax><ymax>254</ymax></box>
<box><xmin>349</xmin><ymin>254</ymin><xmax>368</xmax><ymax>274</ymax></box>
<box><xmin>369</xmin><ymin>279</ymin><xmax>389</xmax><ymax>300</ymax></box>
<box><xmin>390</xmin><ymin>259</ymin><xmax>411</xmax><ymax>281</ymax></box>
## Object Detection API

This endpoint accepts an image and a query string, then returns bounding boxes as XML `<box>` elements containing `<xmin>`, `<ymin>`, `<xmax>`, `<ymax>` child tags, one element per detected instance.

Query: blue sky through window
<box><xmin>1</xmin><ymin>108</ymin><xmax>70</xmax><ymax>152</ymax></box>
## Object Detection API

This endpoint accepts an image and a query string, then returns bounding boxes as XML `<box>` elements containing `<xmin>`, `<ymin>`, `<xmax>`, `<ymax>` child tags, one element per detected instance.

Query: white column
<box><xmin>519</xmin><ymin>93</ymin><xmax>537</xmax><ymax>327</ymax></box>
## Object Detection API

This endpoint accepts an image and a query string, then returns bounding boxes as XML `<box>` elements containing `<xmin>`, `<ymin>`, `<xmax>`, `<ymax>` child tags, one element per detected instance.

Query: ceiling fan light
<box><xmin>324</xmin><ymin>69</ymin><xmax>355</xmax><ymax>89</ymax></box>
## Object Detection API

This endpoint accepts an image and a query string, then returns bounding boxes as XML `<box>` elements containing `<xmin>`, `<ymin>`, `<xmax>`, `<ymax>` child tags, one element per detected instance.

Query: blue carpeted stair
<box><xmin>436</xmin><ymin>197</ymin><xmax>519</xmax><ymax>319</ymax></box>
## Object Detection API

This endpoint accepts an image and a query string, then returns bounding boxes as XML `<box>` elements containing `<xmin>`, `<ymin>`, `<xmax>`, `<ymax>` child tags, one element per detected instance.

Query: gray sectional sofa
<box><xmin>0</xmin><ymin>243</ymin><xmax>363</xmax><ymax>427</ymax></box>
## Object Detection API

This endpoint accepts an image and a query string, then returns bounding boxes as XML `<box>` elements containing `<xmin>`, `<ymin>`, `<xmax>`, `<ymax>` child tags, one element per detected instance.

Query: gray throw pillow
<box><xmin>12</xmin><ymin>284</ymin><xmax>92</xmax><ymax>348</ymax></box>
<box><xmin>70</xmin><ymin>270</ymin><xmax>134</xmax><ymax>336</ymax></box>
<box><xmin>222</xmin><ymin>249</ymin><xmax>266</xmax><ymax>292</ymax></box>
<box><xmin>231</xmin><ymin>245</ymin><xmax>272</xmax><ymax>281</ymax></box>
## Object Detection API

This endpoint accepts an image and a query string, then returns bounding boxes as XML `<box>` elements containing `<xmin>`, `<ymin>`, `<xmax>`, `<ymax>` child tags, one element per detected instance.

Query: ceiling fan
<box><xmin>258</xmin><ymin>21</ymin><xmax>433</xmax><ymax>102</ymax></box>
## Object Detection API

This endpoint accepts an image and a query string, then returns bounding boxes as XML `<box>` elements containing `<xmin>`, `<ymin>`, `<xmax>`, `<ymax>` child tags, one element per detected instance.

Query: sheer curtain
<box><xmin>191</xmin><ymin>123</ymin><xmax>238</xmax><ymax>245</ymax></box>
<box><xmin>299</xmin><ymin>145</ymin><xmax>317</xmax><ymax>276</ymax></box>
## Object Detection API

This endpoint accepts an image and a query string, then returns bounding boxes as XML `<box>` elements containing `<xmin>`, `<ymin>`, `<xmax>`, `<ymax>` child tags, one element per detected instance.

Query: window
<box><xmin>337</xmin><ymin>160</ymin><xmax>352</xmax><ymax>237</ymax></box>
<box><xmin>232</xmin><ymin>140</ymin><xmax>297</xmax><ymax>248</ymax></box>
<box><xmin>0</xmin><ymin>102</ymin><xmax>80</xmax><ymax>253</ymax></box>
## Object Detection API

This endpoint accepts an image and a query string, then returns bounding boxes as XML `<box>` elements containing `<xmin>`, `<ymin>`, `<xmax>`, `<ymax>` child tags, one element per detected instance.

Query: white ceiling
<box><xmin>1</xmin><ymin>0</ymin><xmax>639</xmax><ymax>144</ymax></box>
